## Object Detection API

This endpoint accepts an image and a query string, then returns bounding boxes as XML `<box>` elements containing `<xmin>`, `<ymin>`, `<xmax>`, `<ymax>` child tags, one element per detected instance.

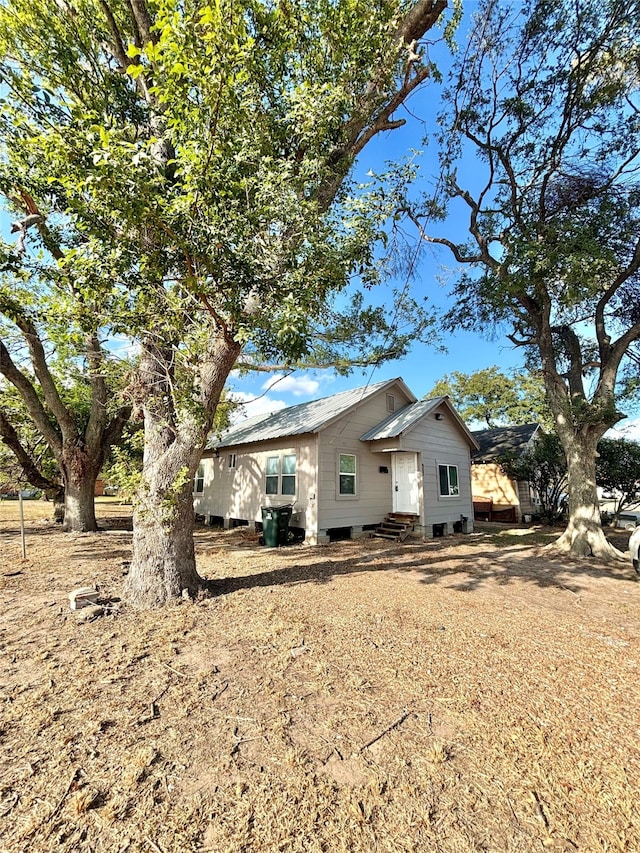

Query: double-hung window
<box><xmin>265</xmin><ymin>454</ymin><xmax>297</xmax><ymax>496</ymax></box>
<box><xmin>193</xmin><ymin>463</ymin><xmax>205</xmax><ymax>495</ymax></box>
<box><xmin>438</xmin><ymin>464</ymin><xmax>459</xmax><ymax>497</ymax></box>
<box><xmin>338</xmin><ymin>453</ymin><xmax>357</xmax><ymax>496</ymax></box>
<box><xmin>266</xmin><ymin>457</ymin><xmax>280</xmax><ymax>495</ymax></box>
<box><xmin>281</xmin><ymin>454</ymin><xmax>296</xmax><ymax>495</ymax></box>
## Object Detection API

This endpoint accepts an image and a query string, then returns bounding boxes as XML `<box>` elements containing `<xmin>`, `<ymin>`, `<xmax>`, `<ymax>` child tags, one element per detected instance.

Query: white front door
<box><xmin>393</xmin><ymin>453</ymin><xmax>419</xmax><ymax>514</ymax></box>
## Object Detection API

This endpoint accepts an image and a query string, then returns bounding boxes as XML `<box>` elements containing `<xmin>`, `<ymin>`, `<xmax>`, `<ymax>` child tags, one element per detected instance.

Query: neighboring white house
<box><xmin>193</xmin><ymin>377</ymin><xmax>479</xmax><ymax>544</ymax></box>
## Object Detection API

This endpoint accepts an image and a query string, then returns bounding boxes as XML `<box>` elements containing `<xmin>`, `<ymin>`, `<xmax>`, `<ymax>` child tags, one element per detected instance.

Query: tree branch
<box><xmin>552</xmin><ymin>324</ymin><xmax>585</xmax><ymax>401</ymax></box>
<box><xmin>595</xmin><ymin>234</ymin><xmax>640</xmax><ymax>364</ymax></box>
<box><xmin>16</xmin><ymin>318</ymin><xmax>77</xmax><ymax>440</ymax></box>
<box><xmin>99</xmin><ymin>0</ymin><xmax>129</xmax><ymax>71</ymax></box>
<box><xmin>0</xmin><ymin>408</ymin><xmax>63</xmax><ymax>499</ymax></box>
<box><xmin>0</xmin><ymin>338</ymin><xmax>63</xmax><ymax>458</ymax></box>
<box><xmin>84</xmin><ymin>333</ymin><xmax>109</xmax><ymax>453</ymax></box>
<box><xmin>404</xmin><ymin>208</ymin><xmax>487</xmax><ymax>265</ymax></box>
<box><xmin>128</xmin><ymin>0</ymin><xmax>154</xmax><ymax>46</ymax></box>
<box><xmin>315</xmin><ymin>0</ymin><xmax>447</xmax><ymax>210</ymax></box>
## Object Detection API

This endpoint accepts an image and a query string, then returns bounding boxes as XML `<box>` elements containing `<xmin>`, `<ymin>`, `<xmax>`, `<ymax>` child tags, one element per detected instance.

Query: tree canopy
<box><xmin>0</xmin><ymin>0</ymin><xmax>454</xmax><ymax>603</ymax></box>
<box><xmin>412</xmin><ymin>0</ymin><xmax>640</xmax><ymax>558</ymax></box>
<box><xmin>427</xmin><ymin>366</ymin><xmax>552</xmax><ymax>428</ymax></box>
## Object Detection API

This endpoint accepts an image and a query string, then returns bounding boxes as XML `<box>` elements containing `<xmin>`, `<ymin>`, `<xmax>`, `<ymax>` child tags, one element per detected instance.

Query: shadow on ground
<box><xmin>205</xmin><ymin>533</ymin><xmax>637</xmax><ymax>599</ymax></box>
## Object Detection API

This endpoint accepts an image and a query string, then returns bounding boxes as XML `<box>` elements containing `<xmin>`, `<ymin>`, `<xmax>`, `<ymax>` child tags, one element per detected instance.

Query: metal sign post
<box><xmin>19</xmin><ymin>492</ymin><xmax>26</xmax><ymax>559</ymax></box>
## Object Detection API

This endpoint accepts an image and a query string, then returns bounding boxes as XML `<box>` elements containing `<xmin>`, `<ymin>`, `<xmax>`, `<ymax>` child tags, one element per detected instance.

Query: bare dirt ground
<box><xmin>1</xmin><ymin>499</ymin><xmax>639</xmax><ymax>853</ymax></box>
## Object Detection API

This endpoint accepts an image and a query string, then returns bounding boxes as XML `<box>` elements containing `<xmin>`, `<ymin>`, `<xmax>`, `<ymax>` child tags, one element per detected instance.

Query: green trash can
<box><xmin>261</xmin><ymin>505</ymin><xmax>292</xmax><ymax>547</ymax></box>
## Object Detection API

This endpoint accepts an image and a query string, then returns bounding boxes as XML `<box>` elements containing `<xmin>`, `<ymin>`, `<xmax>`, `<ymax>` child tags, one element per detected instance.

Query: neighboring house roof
<box><xmin>209</xmin><ymin>377</ymin><xmax>416</xmax><ymax>449</ymax></box>
<box><xmin>471</xmin><ymin>423</ymin><xmax>540</xmax><ymax>463</ymax></box>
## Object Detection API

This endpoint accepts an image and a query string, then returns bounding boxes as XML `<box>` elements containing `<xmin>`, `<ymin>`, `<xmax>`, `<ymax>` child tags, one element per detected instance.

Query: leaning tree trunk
<box><xmin>550</xmin><ymin>430</ymin><xmax>623</xmax><ymax>560</ymax></box>
<box><xmin>124</xmin><ymin>334</ymin><xmax>241</xmax><ymax>608</ymax></box>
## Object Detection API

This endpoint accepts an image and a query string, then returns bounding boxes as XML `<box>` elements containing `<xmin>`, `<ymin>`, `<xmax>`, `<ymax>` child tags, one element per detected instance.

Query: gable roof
<box><xmin>471</xmin><ymin>423</ymin><xmax>540</xmax><ymax>462</ymax></box>
<box><xmin>359</xmin><ymin>399</ymin><xmax>444</xmax><ymax>440</ymax></box>
<box><xmin>360</xmin><ymin>397</ymin><xmax>480</xmax><ymax>449</ymax></box>
<box><xmin>210</xmin><ymin>377</ymin><xmax>415</xmax><ymax>449</ymax></box>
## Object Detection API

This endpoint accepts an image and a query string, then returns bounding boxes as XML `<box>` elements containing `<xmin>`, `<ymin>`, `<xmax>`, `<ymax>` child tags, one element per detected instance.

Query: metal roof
<box><xmin>209</xmin><ymin>378</ymin><xmax>413</xmax><ymax>449</ymax></box>
<box><xmin>359</xmin><ymin>398</ymin><xmax>444</xmax><ymax>440</ymax></box>
<box><xmin>471</xmin><ymin>423</ymin><xmax>540</xmax><ymax>461</ymax></box>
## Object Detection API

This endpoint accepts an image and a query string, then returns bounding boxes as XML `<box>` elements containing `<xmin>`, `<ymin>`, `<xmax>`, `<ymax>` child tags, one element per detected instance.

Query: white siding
<box><xmin>194</xmin><ymin>385</ymin><xmax>475</xmax><ymax>542</ymax></box>
<box><xmin>316</xmin><ymin>383</ymin><xmax>414</xmax><ymax>531</ymax></box>
<box><xmin>404</xmin><ymin>403</ymin><xmax>475</xmax><ymax>533</ymax></box>
<box><xmin>194</xmin><ymin>435</ymin><xmax>318</xmax><ymax>536</ymax></box>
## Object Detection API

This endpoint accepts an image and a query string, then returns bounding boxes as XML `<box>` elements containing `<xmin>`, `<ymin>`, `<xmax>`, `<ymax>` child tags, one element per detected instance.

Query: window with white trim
<box><xmin>282</xmin><ymin>454</ymin><xmax>296</xmax><ymax>495</ymax></box>
<box><xmin>193</xmin><ymin>463</ymin><xmax>205</xmax><ymax>494</ymax></box>
<box><xmin>265</xmin><ymin>454</ymin><xmax>297</xmax><ymax>496</ymax></box>
<box><xmin>438</xmin><ymin>464</ymin><xmax>459</xmax><ymax>496</ymax></box>
<box><xmin>339</xmin><ymin>453</ymin><xmax>357</xmax><ymax>496</ymax></box>
<box><xmin>265</xmin><ymin>456</ymin><xmax>279</xmax><ymax>495</ymax></box>
<box><xmin>228</xmin><ymin>453</ymin><xmax>237</xmax><ymax>469</ymax></box>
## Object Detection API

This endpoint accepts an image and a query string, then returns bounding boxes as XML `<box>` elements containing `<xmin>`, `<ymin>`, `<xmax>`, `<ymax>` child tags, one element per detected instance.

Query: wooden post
<box><xmin>19</xmin><ymin>492</ymin><xmax>26</xmax><ymax>559</ymax></box>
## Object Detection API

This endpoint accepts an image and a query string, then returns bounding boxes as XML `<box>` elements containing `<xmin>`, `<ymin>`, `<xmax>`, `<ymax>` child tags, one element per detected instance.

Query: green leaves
<box><xmin>427</xmin><ymin>367</ymin><xmax>553</xmax><ymax>429</ymax></box>
<box><xmin>499</xmin><ymin>432</ymin><xmax>568</xmax><ymax>525</ymax></box>
<box><xmin>596</xmin><ymin>437</ymin><xmax>640</xmax><ymax>517</ymax></box>
<box><xmin>0</xmin><ymin>0</ymin><xmax>456</xmax><ymax>448</ymax></box>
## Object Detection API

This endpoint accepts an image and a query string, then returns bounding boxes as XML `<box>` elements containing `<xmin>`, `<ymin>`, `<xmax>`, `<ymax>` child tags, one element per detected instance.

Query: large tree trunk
<box><xmin>549</xmin><ymin>429</ymin><xmax>623</xmax><ymax>560</ymax></box>
<box><xmin>126</xmin><ymin>465</ymin><xmax>200</xmax><ymax>608</ymax></box>
<box><xmin>63</xmin><ymin>471</ymin><xmax>99</xmax><ymax>532</ymax></box>
<box><xmin>124</xmin><ymin>333</ymin><xmax>241</xmax><ymax>608</ymax></box>
<box><xmin>61</xmin><ymin>451</ymin><xmax>101</xmax><ymax>532</ymax></box>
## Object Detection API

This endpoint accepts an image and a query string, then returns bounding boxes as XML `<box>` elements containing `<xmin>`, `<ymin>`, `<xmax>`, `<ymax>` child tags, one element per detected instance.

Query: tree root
<box><xmin>545</xmin><ymin>526</ymin><xmax>626</xmax><ymax>562</ymax></box>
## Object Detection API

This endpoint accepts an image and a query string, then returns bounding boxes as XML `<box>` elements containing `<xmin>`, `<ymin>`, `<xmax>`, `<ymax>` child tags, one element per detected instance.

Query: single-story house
<box><xmin>193</xmin><ymin>377</ymin><xmax>479</xmax><ymax>544</ymax></box>
<box><xmin>471</xmin><ymin>423</ymin><xmax>541</xmax><ymax>522</ymax></box>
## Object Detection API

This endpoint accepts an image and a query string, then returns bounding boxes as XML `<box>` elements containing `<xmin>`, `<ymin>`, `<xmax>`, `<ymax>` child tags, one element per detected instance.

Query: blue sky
<box><xmin>227</xmin><ymin>324</ymin><xmax>524</xmax><ymax>420</ymax></box>
<box><xmin>225</xmin><ymin>55</ymin><xmax>527</xmax><ymax>423</ymax></box>
<box><xmin>225</xmin><ymin>6</ymin><xmax>530</xmax><ymax>421</ymax></box>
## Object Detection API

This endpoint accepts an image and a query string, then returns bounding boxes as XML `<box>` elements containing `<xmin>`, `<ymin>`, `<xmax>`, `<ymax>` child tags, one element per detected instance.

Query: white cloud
<box><xmin>260</xmin><ymin>373</ymin><xmax>320</xmax><ymax>397</ymax></box>
<box><xmin>606</xmin><ymin>416</ymin><xmax>640</xmax><ymax>443</ymax></box>
<box><xmin>228</xmin><ymin>391</ymin><xmax>287</xmax><ymax>423</ymax></box>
